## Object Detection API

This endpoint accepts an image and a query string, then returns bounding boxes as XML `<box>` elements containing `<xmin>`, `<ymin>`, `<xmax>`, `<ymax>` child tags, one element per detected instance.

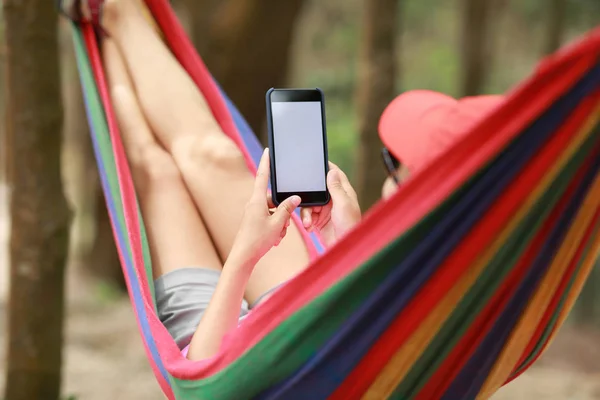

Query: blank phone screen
<box><xmin>271</xmin><ymin>101</ymin><xmax>326</xmax><ymax>193</ymax></box>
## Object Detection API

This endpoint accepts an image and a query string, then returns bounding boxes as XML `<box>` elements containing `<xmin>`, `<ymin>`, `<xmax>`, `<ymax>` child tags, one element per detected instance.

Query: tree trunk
<box><xmin>355</xmin><ymin>0</ymin><xmax>399</xmax><ymax>210</ymax></box>
<box><xmin>181</xmin><ymin>0</ymin><xmax>221</xmax><ymax>56</ymax></box>
<box><xmin>460</xmin><ymin>0</ymin><xmax>493</xmax><ymax>96</ymax></box>
<box><xmin>543</xmin><ymin>0</ymin><xmax>567</xmax><ymax>55</ymax></box>
<box><xmin>3</xmin><ymin>1</ymin><xmax>70</xmax><ymax>399</ymax></box>
<box><xmin>203</xmin><ymin>0</ymin><xmax>305</xmax><ymax>142</ymax></box>
<box><xmin>0</xmin><ymin>14</ymin><xmax>8</xmax><ymax>183</ymax></box>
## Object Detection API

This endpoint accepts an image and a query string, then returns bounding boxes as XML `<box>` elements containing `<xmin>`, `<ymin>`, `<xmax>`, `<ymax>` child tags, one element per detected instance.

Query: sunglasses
<box><xmin>381</xmin><ymin>147</ymin><xmax>401</xmax><ymax>184</ymax></box>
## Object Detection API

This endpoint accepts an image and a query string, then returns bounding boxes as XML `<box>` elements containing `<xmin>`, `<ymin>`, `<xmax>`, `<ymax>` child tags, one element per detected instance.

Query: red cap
<box><xmin>378</xmin><ymin>90</ymin><xmax>504</xmax><ymax>172</ymax></box>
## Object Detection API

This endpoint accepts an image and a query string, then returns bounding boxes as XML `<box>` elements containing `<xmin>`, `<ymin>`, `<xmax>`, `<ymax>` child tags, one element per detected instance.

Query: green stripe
<box><xmin>71</xmin><ymin>25</ymin><xmax>156</xmax><ymax>305</ymax></box>
<box><xmin>171</xmin><ymin>134</ymin><xmax>598</xmax><ymax>399</ymax></box>
<box><xmin>393</xmin><ymin>132</ymin><xmax>598</xmax><ymax>399</ymax></box>
<box><xmin>170</xmin><ymin>161</ymin><xmax>479</xmax><ymax>399</ymax></box>
<box><xmin>169</xmin><ymin>134</ymin><xmax>588</xmax><ymax>398</ymax></box>
<box><xmin>138</xmin><ymin>207</ymin><xmax>154</xmax><ymax>297</ymax></box>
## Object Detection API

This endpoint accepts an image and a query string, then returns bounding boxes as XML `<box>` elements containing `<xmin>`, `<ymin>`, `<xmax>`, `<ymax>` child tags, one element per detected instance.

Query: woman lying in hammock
<box><xmin>62</xmin><ymin>0</ymin><xmax>503</xmax><ymax>361</ymax></box>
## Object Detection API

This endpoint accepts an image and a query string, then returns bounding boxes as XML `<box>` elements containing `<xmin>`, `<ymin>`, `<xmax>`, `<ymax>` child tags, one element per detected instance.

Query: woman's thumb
<box><xmin>327</xmin><ymin>169</ymin><xmax>346</xmax><ymax>197</ymax></box>
<box><xmin>272</xmin><ymin>195</ymin><xmax>301</xmax><ymax>226</ymax></box>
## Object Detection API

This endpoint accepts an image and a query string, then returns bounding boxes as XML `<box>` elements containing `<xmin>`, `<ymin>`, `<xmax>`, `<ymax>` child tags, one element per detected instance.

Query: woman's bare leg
<box><xmin>103</xmin><ymin>38</ymin><xmax>222</xmax><ymax>278</ymax></box>
<box><xmin>101</xmin><ymin>0</ymin><xmax>310</xmax><ymax>304</ymax></box>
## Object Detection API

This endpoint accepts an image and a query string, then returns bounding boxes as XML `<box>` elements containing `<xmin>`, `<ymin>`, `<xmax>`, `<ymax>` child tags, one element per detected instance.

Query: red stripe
<box><xmin>82</xmin><ymin>23</ymin><xmax>153</xmax><ymax>306</ymax></box>
<box><xmin>505</xmin><ymin>207</ymin><xmax>600</xmax><ymax>385</ymax></box>
<box><xmin>513</xmin><ymin>203</ymin><xmax>598</xmax><ymax>371</ymax></box>
<box><xmin>417</xmin><ymin>145</ymin><xmax>599</xmax><ymax>400</ymax></box>
<box><xmin>145</xmin><ymin>0</ymin><xmax>248</xmax><ymax>161</ymax></box>
<box><xmin>81</xmin><ymin>24</ymin><xmax>175</xmax><ymax>398</ymax></box>
<box><xmin>143</xmin><ymin>1</ymin><xmax>320</xmax><ymax>259</ymax></box>
<box><xmin>329</xmin><ymin>87</ymin><xmax>600</xmax><ymax>399</ymax></box>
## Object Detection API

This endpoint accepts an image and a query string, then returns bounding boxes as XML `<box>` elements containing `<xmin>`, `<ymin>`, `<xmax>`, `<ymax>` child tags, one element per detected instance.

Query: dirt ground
<box><xmin>2</xmin><ymin>294</ymin><xmax>600</xmax><ymax>400</ymax></box>
<box><xmin>1</xmin><ymin>184</ymin><xmax>600</xmax><ymax>400</ymax></box>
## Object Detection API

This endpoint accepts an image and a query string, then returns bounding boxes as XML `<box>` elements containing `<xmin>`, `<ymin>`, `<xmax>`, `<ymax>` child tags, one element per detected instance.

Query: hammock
<box><xmin>67</xmin><ymin>0</ymin><xmax>600</xmax><ymax>398</ymax></box>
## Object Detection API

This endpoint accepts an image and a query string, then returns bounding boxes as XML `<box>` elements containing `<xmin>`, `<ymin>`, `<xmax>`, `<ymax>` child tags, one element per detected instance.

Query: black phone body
<box><xmin>266</xmin><ymin>88</ymin><xmax>330</xmax><ymax>207</ymax></box>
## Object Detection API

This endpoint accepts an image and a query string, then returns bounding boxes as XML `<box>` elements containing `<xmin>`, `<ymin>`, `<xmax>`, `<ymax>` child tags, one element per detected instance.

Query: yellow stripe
<box><xmin>539</xmin><ymin>224</ymin><xmax>600</xmax><ymax>353</ymax></box>
<box><xmin>477</xmin><ymin>155</ymin><xmax>600</xmax><ymax>397</ymax></box>
<box><xmin>556</xmin><ymin>226</ymin><xmax>600</xmax><ymax>327</ymax></box>
<box><xmin>363</xmin><ymin>108</ymin><xmax>600</xmax><ymax>400</ymax></box>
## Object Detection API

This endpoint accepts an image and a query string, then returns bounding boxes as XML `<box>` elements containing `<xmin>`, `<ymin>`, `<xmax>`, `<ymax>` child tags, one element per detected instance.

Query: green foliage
<box><xmin>94</xmin><ymin>281</ymin><xmax>123</xmax><ymax>305</ymax></box>
<box><xmin>401</xmin><ymin>42</ymin><xmax>460</xmax><ymax>96</ymax></box>
<box><xmin>293</xmin><ymin>0</ymin><xmax>597</xmax><ymax>180</ymax></box>
<box><xmin>515</xmin><ymin>0</ymin><xmax>600</xmax><ymax>29</ymax></box>
<box><xmin>325</xmin><ymin>101</ymin><xmax>358</xmax><ymax>180</ymax></box>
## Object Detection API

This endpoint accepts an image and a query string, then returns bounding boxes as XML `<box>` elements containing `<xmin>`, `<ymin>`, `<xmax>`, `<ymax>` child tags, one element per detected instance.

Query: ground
<box><xmin>1</xmin><ymin>184</ymin><xmax>600</xmax><ymax>399</ymax></box>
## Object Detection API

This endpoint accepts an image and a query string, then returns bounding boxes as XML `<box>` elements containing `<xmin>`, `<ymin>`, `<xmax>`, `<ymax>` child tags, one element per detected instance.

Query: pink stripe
<box><xmin>82</xmin><ymin>25</ymin><xmax>175</xmax><ymax>398</ymax></box>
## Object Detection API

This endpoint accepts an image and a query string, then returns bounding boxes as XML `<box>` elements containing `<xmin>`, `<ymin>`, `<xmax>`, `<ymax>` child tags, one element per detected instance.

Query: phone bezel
<box><xmin>266</xmin><ymin>88</ymin><xmax>331</xmax><ymax>207</ymax></box>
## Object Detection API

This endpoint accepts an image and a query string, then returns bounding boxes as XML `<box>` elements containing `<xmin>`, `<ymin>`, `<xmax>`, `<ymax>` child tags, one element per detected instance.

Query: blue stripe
<box><xmin>395</xmin><ymin>133</ymin><xmax>599</xmax><ymax>399</ymax></box>
<box><xmin>442</xmin><ymin>148</ymin><xmax>600</xmax><ymax>400</ymax></box>
<box><xmin>72</xmin><ymin>27</ymin><xmax>171</xmax><ymax>387</ymax></box>
<box><xmin>257</xmin><ymin>63</ymin><xmax>600</xmax><ymax>400</ymax></box>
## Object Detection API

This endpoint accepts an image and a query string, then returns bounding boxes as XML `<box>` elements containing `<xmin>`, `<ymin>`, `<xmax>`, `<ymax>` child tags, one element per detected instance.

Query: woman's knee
<box><xmin>130</xmin><ymin>145</ymin><xmax>182</xmax><ymax>187</ymax></box>
<box><xmin>173</xmin><ymin>134</ymin><xmax>248</xmax><ymax>173</ymax></box>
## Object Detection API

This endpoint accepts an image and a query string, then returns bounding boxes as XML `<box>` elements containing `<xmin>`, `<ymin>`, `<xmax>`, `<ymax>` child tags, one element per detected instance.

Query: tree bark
<box><xmin>355</xmin><ymin>0</ymin><xmax>399</xmax><ymax>210</ymax></box>
<box><xmin>460</xmin><ymin>0</ymin><xmax>493</xmax><ymax>96</ymax></box>
<box><xmin>181</xmin><ymin>0</ymin><xmax>221</xmax><ymax>56</ymax></box>
<box><xmin>0</xmin><ymin>14</ymin><xmax>8</xmax><ymax>184</ymax></box>
<box><xmin>543</xmin><ymin>0</ymin><xmax>567</xmax><ymax>55</ymax></box>
<box><xmin>203</xmin><ymin>0</ymin><xmax>305</xmax><ymax>142</ymax></box>
<box><xmin>3</xmin><ymin>1</ymin><xmax>70</xmax><ymax>399</ymax></box>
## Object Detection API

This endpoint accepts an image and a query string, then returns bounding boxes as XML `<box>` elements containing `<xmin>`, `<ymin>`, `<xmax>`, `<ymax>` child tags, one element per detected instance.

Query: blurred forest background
<box><xmin>0</xmin><ymin>0</ymin><xmax>599</xmax><ymax>399</ymax></box>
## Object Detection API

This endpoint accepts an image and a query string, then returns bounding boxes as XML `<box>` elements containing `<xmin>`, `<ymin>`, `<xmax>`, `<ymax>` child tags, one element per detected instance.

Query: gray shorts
<box><xmin>155</xmin><ymin>268</ymin><xmax>278</xmax><ymax>350</ymax></box>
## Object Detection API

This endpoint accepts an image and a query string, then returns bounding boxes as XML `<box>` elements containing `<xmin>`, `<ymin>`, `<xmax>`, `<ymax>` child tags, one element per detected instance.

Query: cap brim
<box><xmin>378</xmin><ymin>90</ymin><xmax>457</xmax><ymax>171</ymax></box>
<box><xmin>379</xmin><ymin>91</ymin><xmax>504</xmax><ymax>172</ymax></box>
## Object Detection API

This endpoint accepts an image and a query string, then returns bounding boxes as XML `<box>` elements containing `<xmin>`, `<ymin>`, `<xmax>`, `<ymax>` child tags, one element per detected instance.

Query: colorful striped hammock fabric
<box><xmin>68</xmin><ymin>1</ymin><xmax>600</xmax><ymax>398</ymax></box>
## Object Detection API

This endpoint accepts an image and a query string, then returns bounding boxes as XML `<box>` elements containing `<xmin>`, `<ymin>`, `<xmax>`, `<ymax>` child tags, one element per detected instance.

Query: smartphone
<box><xmin>266</xmin><ymin>88</ymin><xmax>330</xmax><ymax>207</ymax></box>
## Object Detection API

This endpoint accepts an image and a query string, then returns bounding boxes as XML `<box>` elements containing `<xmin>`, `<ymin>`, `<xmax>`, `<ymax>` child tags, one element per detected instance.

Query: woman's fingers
<box><xmin>315</xmin><ymin>210</ymin><xmax>328</xmax><ymax>230</ymax></box>
<box><xmin>301</xmin><ymin>207</ymin><xmax>313</xmax><ymax>229</ymax></box>
<box><xmin>338</xmin><ymin>167</ymin><xmax>358</xmax><ymax>202</ymax></box>
<box><xmin>328</xmin><ymin>161</ymin><xmax>358</xmax><ymax>201</ymax></box>
<box><xmin>266</xmin><ymin>191</ymin><xmax>276</xmax><ymax>209</ymax></box>
<box><xmin>252</xmin><ymin>149</ymin><xmax>271</xmax><ymax>202</ymax></box>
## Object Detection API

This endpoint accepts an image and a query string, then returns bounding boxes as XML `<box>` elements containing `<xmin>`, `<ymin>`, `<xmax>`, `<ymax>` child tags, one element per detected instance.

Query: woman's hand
<box><xmin>301</xmin><ymin>162</ymin><xmax>361</xmax><ymax>247</ymax></box>
<box><xmin>230</xmin><ymin>149</ymin><xmax>301</xmax><ymax>266</ymax></box>
<box><xmin>188</xmin><ymin>149</ymin><xmax>296</xmax><ymax>361</ymax></box>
